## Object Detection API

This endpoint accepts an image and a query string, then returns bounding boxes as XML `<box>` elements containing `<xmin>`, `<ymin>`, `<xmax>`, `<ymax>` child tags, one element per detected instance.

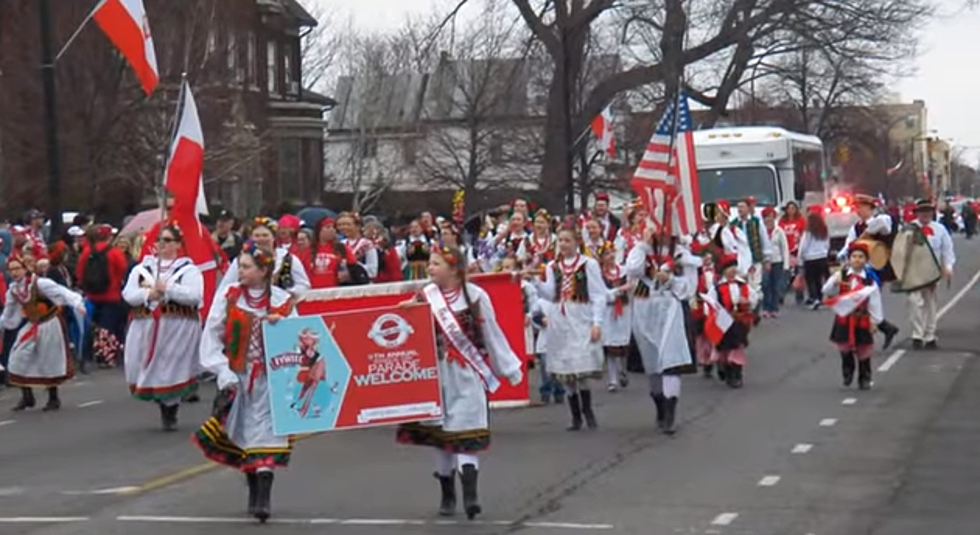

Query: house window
<box><xmin>246</xmin><ymin>32</ymin><xmax>256</xmax><ymax>88</ymax></box>
<box><xmin>359</xmin><ymin>138</ymin><xmax>378</xmax><ymax>159</ymax></box>
<box><xmin>283</xmin><ymin>46</ymin><xmax>297</xmax><ymax>95</ymax></box>
<box><xmin>278</xmin><ymin>139</ymin><xmax>302</xmax><ymax>200</ymax></box>
<box><xmin>227</xmin><ymin>32</ymin><xmax>242</xmax><ymax>86</ymax></box>
<box><xmin>267</xmin><ymin>41</ymin><xmax>279</xmax><ymax>94</ymax></box>
<box><xmin>402</xmin><ymin>138</ymin><xmax>417</xmax><ymax>165</ymax></box>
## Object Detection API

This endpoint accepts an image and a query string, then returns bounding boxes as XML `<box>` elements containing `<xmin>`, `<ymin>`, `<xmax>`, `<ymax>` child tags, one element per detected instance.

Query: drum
<box><xmin>853</xmin><ymin>238</ymin><xmax>890</xmax><ymax>270</ymax></box>
<box><xmin>889</xmin><ymin>228</ymin><xmax>942</xmax><ymax>293</ymax></box>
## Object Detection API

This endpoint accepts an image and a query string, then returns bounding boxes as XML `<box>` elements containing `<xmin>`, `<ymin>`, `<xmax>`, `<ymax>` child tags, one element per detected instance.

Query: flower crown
<box><xmin>439</xmin><ymin>245</ymin><xmax>459</xmax><ymax>266</ymax></box>
<box><xmin>252</xmin><ymin>216</ymin><xmax>278</xmax><ymax>232</ymax></box>
<box><xmin>242</xmin><ymin>240</ymin><xmax>276</xmax><ymax>269</ymax></box>
<box><xmin>597</xmin><ymin>241</ymin><xmax>616</xmax><ymax>256</ymax></box>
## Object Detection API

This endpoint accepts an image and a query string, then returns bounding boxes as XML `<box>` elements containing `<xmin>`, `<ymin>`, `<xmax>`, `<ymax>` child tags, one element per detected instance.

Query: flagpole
<box><xmin>662</xmin><ymin>82</ymin><xmax>684</xmax><ymax>237</ymax></box>
<box><xmin>54</xmin><ymin>0</ymin><xmax>107</xmax><ymax>62</ymax></box>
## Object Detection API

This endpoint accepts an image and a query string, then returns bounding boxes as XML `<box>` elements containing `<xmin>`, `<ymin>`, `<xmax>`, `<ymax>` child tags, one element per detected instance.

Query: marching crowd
<box><xmin>0</xmin><ymin>190</ymin><xmax>958</xmax><ymax>523</ymax></box>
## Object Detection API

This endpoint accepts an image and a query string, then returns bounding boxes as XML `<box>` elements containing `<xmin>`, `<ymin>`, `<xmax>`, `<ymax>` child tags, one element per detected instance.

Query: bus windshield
<box><xmin>697</xmin><ymin>167</ymin><xmax>778</xmax><ymax>206</ymax></box>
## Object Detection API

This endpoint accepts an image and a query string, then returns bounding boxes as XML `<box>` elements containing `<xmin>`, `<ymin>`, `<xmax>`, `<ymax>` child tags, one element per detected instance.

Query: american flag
<box><xmin>631</xmin><ymin>92</ymin><xmax>701</xmax><ymax>236</ymax></box>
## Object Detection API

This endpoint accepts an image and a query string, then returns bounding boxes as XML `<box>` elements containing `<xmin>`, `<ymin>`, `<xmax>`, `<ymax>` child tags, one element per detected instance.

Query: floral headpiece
<box><xmin>439</xmin><ymin>245</ymin><xmax>459</xmax><ymax>266</ymax></box>
<box><xmin>252</xmin><ymin>216</ymin><xmax>278</xmax><ymax>232</ymax></box>
<box><xmin>533</xmin><ymin>208</ymin><xmax>550</xmax><ymax>221</ymax></box>
<box><xmin>242</xmin><ymin>240</ymin><xmax>276</xmax><ymax>270</ymax></box>
<box><xmin>597</xmin><ymin>241</ymin><xmax>616</xmax><ymax>257</ymax></box>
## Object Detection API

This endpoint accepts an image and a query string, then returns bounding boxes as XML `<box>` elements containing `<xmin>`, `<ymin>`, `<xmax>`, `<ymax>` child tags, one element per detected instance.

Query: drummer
<box><xmin>839</xmin><ymin>194</ymin><xmax>900</xmax><ymax>349</ymax></box>
<box><xmin>906</xmin><ymin>199</ymin><xmax>955</xmax><ymax>350</ymax></box>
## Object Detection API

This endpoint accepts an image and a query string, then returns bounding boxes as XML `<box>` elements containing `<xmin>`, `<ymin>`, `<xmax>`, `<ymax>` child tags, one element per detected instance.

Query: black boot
<box><xmin>245</xmin><ymin>472</ymin><xmax>258</xmax><ymax>515</ymax></box>
<box><xmin>841</xmin><ymin>352</ymin><xmax>856</xmax><ymax>387</ymax></box>
<box><xmin>12</xmin><ymin>387</ymin><xmax>35</xmax><ymax>411</ymax></box>
<box><xmin>651</xmin><ymin>393</ymin><xmax>666</xmax><ymax>430</ymax></box>
<box><xmin>459</xmin><ymin>464</ymin><xmax>481</xmax><ymax>520</ymax></box>
<box><xmin>702</xmin><ymin>364</ymin><xmax>713</xmax><ymax>379</ymax></box>
<box><xmin>858</xmin><ymin>359</ymin><xmax>873</xmax><ymax>391</ymax></box>
<box><xmin>42</xmin><ymin>387</ymin><xmax>60</xmax><ymax>412</ymax></box>
<box><xmin>566</xmin><ymin>393</ymin><xmax>583</xmax><ymax>431</ymax></box>
<box><xmin>717</xmin><ymin>362</ymin><xmax>728</xmax><ymax>382</ymax></box>
<box><xmin>878</xmin><ymin>320</ymin><xmax>899</xmax><ymax>350</ymax></box>
<box><xmin>727</xmin><ymin>365</ymin><xmax>743</xmax><ymax>389</ymax></box>
<box><xmin>663</xmin><ymin>397</ymin><xmax>678</xmax><ymax>435</ymax></box>
<box><xmin>434</xmin><ymin>471</ymin><xmax>456</xmax><ymax>517</ymax></box>
<box><xmin>253</xmin><ymin>471</ymin><xmax>274</xmax><ymax>522</ymax></box>
<box><xmin>580</xmin><ymin>389</ymin><xmax>598</xmax><ymax>429</ymax></box>
<box><xmin>163</xmin><ymin>404</ymin><xmax>179</xmax><ymax>431</ymax></box>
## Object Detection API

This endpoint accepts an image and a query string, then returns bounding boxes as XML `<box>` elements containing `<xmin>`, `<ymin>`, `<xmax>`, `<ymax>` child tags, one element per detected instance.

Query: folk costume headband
<box><xmin>252</xmin><ymin>216</ymin><xmax>278</xmax><ymax>232</ymax></box>
<box><xmin>242</xmin><ymin>240</ymin><xmax>276</xmax><ymax>270</ymax></box>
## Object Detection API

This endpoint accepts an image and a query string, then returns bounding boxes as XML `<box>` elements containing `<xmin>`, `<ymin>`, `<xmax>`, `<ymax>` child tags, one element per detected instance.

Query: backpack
<box><xmin>81</xmin><ymin>247</ymin><xmax>112</xmax><ymax>294</ymax></box>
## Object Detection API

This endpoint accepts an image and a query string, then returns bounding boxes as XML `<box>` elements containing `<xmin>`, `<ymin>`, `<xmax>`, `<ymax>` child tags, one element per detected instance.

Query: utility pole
<box><xmin>560</xmin><ymin>28</ymin><xmax>575</xmax><ymax>215</ymax></box>
<box><xmin>39</xmin><ymin>0</ymin><xmax>64</xmax><ymax>237</ymax></box>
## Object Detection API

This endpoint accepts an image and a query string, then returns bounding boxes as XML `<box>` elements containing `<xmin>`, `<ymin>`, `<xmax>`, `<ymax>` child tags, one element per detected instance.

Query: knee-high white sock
<box><xmin>455</xmin><ymin>453</ymin><xmax>479</xmax><ymax>470</ymax></box>
<box><xmin>434</xmin><ymin>450</ymin><xmax>455</xmax><ymax>476</ymax></box>
<box><xmin>662</xmin><ymin>375</ymin><xmax>682</xmax><ymax>398</ymax></box>
<box><xmin>605</xmin><ymin>356</ymin><xmax>618</xmax><ymax>383</ymax></box>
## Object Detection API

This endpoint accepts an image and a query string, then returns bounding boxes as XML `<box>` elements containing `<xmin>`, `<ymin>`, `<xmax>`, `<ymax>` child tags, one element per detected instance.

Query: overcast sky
<box><xmin>311</xmin><ymin>0</ymin><xmax>980</xmax><ymax>162</ymax></box>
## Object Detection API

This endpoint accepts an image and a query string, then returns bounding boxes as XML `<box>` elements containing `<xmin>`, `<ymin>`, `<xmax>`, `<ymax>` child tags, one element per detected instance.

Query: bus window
<box><xmin>793</xmin><ymin>146</ymin><xmax>824</xmax><ymax>192</ymax></box>
<box><xmin>696</xmin><ymin>167</ymin><xmax>778</xmax><ymax>206</ymax></box>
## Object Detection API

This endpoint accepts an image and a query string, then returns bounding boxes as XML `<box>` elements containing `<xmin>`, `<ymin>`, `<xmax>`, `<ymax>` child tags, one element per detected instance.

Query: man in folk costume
<box><xmin>730</xmin><ymin>199</ymin><xmax>771</xmax><ymax>310</ymax></box>
<box><xmin>906</xmin><ymin>199</ymin><xmax>955</xmax><ymax>350</ymax></box>
<box><xmin>838</xmin><ymin>194</ymin><xmax>901</xmax><ymax>348</ymax></box>
<box><xmin>822</xmin><ymin>241</ymin><xmax>885</xmax><ymax>390</ymax></box>
<box><xmin>591</xmin><ymin>192</ymin><xmax>621</xmax><ymax>242</ymax></box>
<box><xmin>711</xmin><ymin>200</ymin><xmax>752</xmax><ymax>278</ymax></box>
<box><xmin>708</xmin><ymin>253</ymin><xmax>759</xmax><ymax>389</ymax></box>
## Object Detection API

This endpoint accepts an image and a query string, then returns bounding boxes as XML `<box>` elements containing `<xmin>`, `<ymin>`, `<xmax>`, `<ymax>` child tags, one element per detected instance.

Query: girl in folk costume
<box><xmin>708</xmin><ymin>253</ymin><xmax>759</xmax><ymax>389</ymax></box>
<box><xmin>689</xmin><ymin>242</ymin><xmax>719</xmax><ymax>378</ymax></box>
<box><xmin>219</xmin><ymin>217</ymin><xmax>311</xmax><ymax>299</ymax></box>
<box><xmin>486</xmin><ymin>212</ymin><xmax>529</xmax><ymax>270</ymax></box>
<box><xmin>581</xmin><ymin>217</ymin><xmax>606</xmax><ymax>259</ymax></box>
<box><xmin>614</xmin><ymin>201</ymin><xmax>647</xmax><ymax>265</ymax></box>
<box><xmin>193</xmin><ymin>243</ymin><xmax>297</xmax><ymax>522</ymax></box>
<box><xmin>397</xmin><ymin>246</ymin><xmax>523</xmax><ymax>520</ymax></box>
<box><xmin>530</xmin><ymin>225</ymin><xmax>606</xmax><ymax>431</ymax></box>
<box><xmin>337</xmin><ymin>212</ymin><xmax>379</xmax><ymax>282</ymax></box>
<box><xmin>626</xmin><ymin>228</ymin><xmax>695</xmax><ymax>434</ymax></box>
<box><xmin>364</xmin><ymin>217</ymin><xmax>404</xmax><ymax>283</ymax></box>
<box><xmin>440</xmin><ymin>224</ymin><xmax>478</xmax><ymax>273</ymax></box>
<box><xmin>308</xmin><ymin>218</ymin><xmax>356</xmax><ymax>289</ymax></box>
<box><xmin>122</xmin><ymin>225</ymin><xmax>203</xmax><ymax>431</ymax></box>
<box><xmin>3</xmin><ymin>255</ymin><xmax>85</xmax><ymax>411</ymax></box>
<box><xmin>599</xmin><ymin>243</ymin><xmax>631</xmax><ymax>392</ymax></box>
<box><xmin>524</xmin><ymin>209</ymin><xmax>557</xmax><ymax>272</ymax></box>
<box><xmin>398</xmin><ymin>219</ymin><xmax>434</xmax><ymax>280</ymax></box>
<box><xmin>822</xmin><ymin>241</ymin><xmax>885</xmax><ymax>390</ymax></box>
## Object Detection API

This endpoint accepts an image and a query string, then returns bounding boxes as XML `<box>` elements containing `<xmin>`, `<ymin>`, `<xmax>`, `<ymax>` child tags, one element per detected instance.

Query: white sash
<box><xmin>423</xmin><ymin>284</ymin><xmax>501</xmax><ymax>393</ymax></box>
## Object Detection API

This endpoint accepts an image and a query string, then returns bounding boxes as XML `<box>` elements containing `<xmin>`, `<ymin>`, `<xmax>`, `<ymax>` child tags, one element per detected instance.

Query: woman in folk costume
<box><xmin>398</xmin><ymin>219</ymin><xmax>435</xmax><ymax>280</ymax></box>
<box><xmin>337</xmin><ymin>212</ymin><xmax>379</xmax><ymax>282</ymax></box>
<box><xmin>710</xmin><ymin>200</ymin><xmax>752</xmax><ymax>277</ymax></box>
<box><xmin>530</xmin><ymin>225</ymin><xmax>605</xmax><ymax>431</ymax></box>
<box><xmin>193</xmin><ymin>243</ymin><xmax>297</xmax><ymax>522</ymax></box>
<box><xmin>598</xmin><ymin>242</ymin><xmax>631</xmax><ymax>392</ymax></box>
<box><xmin>822</xmin><ymin>241</ymin><xmax>885</xmax><ymax>390</ymax></box>
<box><xmin>626</xmin><ymin>227</ymin><xmax>695</xmax><ymax>434</ymax></box>
<box><xmin>3</xmin><ymin>255</ymin><xmax>85</xmax><ymax>411</ymax></box>
<box><xmin>364</xmin><ymin>217</ymin><xmax>404</xmax><ymax>283</ymax></box>
<box><xmin>219</xmin><ymin>217</ymin><xmax>311</xmax><ymax>300</ymax></box>
<box><xmin>486</xmin><ymin>211</ymin><xmax>529</xmax><ymax>270</ymax></box>
<box><xmin>581</xmin><ymin>217</ymin><xmax>606</xmax><ymax>259</ymax></box>
<box><xmin>708</xmin><ymin>253</ymin><xmax>759</xmax><ymax>389</ymax></box>
<box><xmin>614</xmin><ymin>201</ymin><xmax>646</xmax><ymax>265</ymax></box>
<box><xmin>524</xmin><ymin>208</ymin><xmax>557</xmax><ymax>272</ymax></box>
<box><xmin>688</xmin><ymin>242</ymin><xmax>718</xmax><ymax>378</ymax></box>
<box><xmin>396</xmin><ymin>246</ymin><xmax>523</xmax><ymax>520</ymax></box>
<box><xmin>122</xmin><ymin>225</ymin><xmax>203</xmax><ymax>430</ymax></box>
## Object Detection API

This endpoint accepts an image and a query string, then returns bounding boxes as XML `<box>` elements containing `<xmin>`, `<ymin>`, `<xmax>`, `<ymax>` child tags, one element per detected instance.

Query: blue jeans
<box><xmin>762</xmin><ymin>262</ymin><xmax>785</xmax><ymax>312</ymax></box>
<box><xmin>537</xmin><ymin>354</ymin><xmax>565</xmax><ymax>400</ymax></box>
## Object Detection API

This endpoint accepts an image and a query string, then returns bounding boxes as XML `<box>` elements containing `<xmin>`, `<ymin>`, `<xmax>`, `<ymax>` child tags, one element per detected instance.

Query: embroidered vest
<box><xmin>222</xmin><ymin>286</ymin><xmax>294</xmax><ymax>373</ymax></box>
<box><xmin>19</xmin><ymin>281</ymin><xmax>57</xmax><ymax>323</ymax></box>
<box><xmin>552</xmin><ymin>260</ymin><xmax>590</xmax><ymax>303</ymax></box>
<box><xmin>716</xmin><ymin>281</ymin><xmax>750</xmax><ymax>314</ymax></box>
<box><xmin>274</xmin><ymin>253</ymin><xmax>294</xmax><ymax>290</ymax></box>
<box><xmin>734</xmin><ymin>217</ymin><xmax>763</xmax><ymax>263</ymax></box>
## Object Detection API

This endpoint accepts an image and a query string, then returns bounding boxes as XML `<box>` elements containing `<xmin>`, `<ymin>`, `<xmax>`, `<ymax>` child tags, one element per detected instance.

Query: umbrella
<box><xmin>120</xmin><ymin>208</ymin><xmax>163</xmax><ymax>236</ymax></box>
<box><xmin>296</xmin><ymin>207</ymin><xmax>337</xmax><ymax>229</ymax></box>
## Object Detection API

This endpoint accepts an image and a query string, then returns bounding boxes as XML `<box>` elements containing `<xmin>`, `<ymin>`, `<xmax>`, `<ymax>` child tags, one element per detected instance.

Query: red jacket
<box><xmin>76</xmin><ymin>242</ymin><xmax>129</xmax><ymax>303</ymax></box>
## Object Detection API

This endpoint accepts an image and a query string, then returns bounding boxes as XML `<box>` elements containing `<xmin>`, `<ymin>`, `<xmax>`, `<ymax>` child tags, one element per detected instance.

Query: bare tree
<box><xmin>301</xmin><ymin>2</ymin><xmax>342</xmax><ymax>93</ymax></box>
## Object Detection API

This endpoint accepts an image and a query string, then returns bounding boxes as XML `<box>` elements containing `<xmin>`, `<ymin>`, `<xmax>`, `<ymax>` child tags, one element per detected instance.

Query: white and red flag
<box><xmin>631</xmin><ymin>92</ymin><xmax>701</xmax><ymax>236</ymax></box>
<box><xmin>699</xmin><ymin>292</ymin><xmax>734</xmax><ymax>346</ymax></box>
<box><xmin>93</xmin><ymin>0</ymin><xmax>159</xmax><ymax>95</ymax></box>
<box><xmin>590</xmin><ymin>105</ymin><xmax>616</xmax><ymax>158</ymax></box>
<box><xmin>824</xmin><ymin>285</ymin><xmax>877</xmax><ymax>317</ymax></box>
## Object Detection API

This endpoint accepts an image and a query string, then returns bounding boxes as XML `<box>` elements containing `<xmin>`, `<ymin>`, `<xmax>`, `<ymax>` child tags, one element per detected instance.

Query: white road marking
<box><xmin>710</xmin><ymin>513</ymin><xmax>739</xmax><ymax>526</ymax></box>
<box><xmin>0</xmin><ymin>487</ymin><xmax>24</xmax><ymax>497</ymax></box>
<box><xmin>0</xmin><ymin>517</ymin><xmax>89</xmax><ymax>523</ymax></box>
<box><xmin>77</xmin><ymin>400</ymin><xmax>103</xmax><ymax>408</ymax></box>
<box><xmin>0</xmin><ymin>420</ymin><xmax>15</xmax><ymax>427</ymax></box>
<box><xmin>879</xmin><ymin>268</ymin><xmax>980</xmax><ymax>373</ymax></box>
<box><xmin>842</xmin><ymin>398</ymin><xmax>857</xmax><ymax>405</ymax></box>
<box><xmin>819</xmin><ymin>418</ymin><xmax>838</xmax><ymax>427</ymax></box>
<box><xmin>62</xmin><ymin>486</ymin><xmax>139</xmax><ymax>496</ymax></box>
<box><xmin>757</xmin><ymin>475</ymin><xmax>781</xmax><ymax>486</ymax></box>
<box><xmin>792</xmin><ymin>443</ymin><xmax>813</xmax><ymax>454</ymax></box>
<box><xmin>116</xmin><ymin>516</ymin><xmax>614</xmax><ymax>529</ymax></box>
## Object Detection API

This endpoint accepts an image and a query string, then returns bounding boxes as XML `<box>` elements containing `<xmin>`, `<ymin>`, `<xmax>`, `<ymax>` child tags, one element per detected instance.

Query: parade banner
<box><xmin>263</xmin><ymin>304</ymin><xmax>443</xmax><ymax>436</ymax></box>
<box><xmin>298</xmin><ymin>273</ymin><xmax>531</xmax><ymax>408</ymax></box>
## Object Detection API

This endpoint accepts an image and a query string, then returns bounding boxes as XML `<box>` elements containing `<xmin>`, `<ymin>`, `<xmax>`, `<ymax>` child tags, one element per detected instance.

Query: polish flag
<box><xmin>700</xmin><ymin>293</ymin><xmax>734</xmax><ymax>346</ymax></box>
<box><xmin>590</xmin><ymin>105</ymin><xmax>616</xmax><ymax>158</ymax></box>
<box><xmin>93</xmin><ymin>0</ymin><xmax>159</xmax><ymax>96</ymax></box>
<box><xmin>824</xmin><ymin>286</ymin><xmax>876</xmax><ymax>317</ymax></box>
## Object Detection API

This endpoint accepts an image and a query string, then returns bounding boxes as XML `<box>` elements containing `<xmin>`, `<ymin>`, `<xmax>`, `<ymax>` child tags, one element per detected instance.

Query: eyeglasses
<box><xmin>158</xmin><ymin>237</ymin><xmax>177</xmax><ymax>244</ymax></box>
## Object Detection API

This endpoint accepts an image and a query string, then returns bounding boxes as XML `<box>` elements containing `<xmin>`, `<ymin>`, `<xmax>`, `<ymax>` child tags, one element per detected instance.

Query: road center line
<box><xmin>710</xmin><ymin>513</ymin><xmax>739</xmax><ymax>526</ymax></box>
<box><xmin>0</xmin><ymin>517</ymin><xmax>89</xmax><ymax>523</ymax></box>
<box><xmin>792</xmin><ymin>443</ymin><xmax>813</xmax><ymax>454</ymax></box>
<box><xmin>78</xmin><ymin>400</ymin><xmax>103</xmax><ymax>408</ymax></box>
<box><xmin>116</xmin><ymin>516</ymin><xmax>614</xmax><ymax>529</ymax></box>
<box><xmin>819</xmin><ymin>418</ymin><xmax>838</xmax><ymax>427</ymax></box>
<box><xmin>757</xmin><ymin>475</ymin><xmax>781</xmax><ymax>486</ymax></box>
<box><xmin>842</xmin><ymin>398</ymin><xmax>857</xmax><ymax>405</ymax></box>
<box><xmin>0</xmin><ymin>420</ymin><xmax>15</xmax><ymax>427</ymax></box>
<box><xmin>879</xmin><ymin>267</ymin><xmax>980</xmax><ymax>373</ymax></box>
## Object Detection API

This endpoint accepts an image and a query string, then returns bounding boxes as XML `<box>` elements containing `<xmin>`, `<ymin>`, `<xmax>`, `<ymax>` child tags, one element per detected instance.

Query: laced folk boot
<box><xmin>878</xmin><ymin>320</ymin><xmax>899</xmax><ymax>350</ymax></box>
<box><xmin>651</xmin><ymin>393</ymin><xmax>666</xmax><ymax>430</ymax></box>
<box><xmin>841</xmin><ymin>352</ymin><xmax>857</xmax><ymax>387</ymax></box>
<box><xmin>42</xmin><ymin>387</ymin><xmax>60</xmax><ymax>412</ymax></box>
<box><xmin>566</xmin><ymin>393</ymin><xmax>583</xmax><ymax>431</ymax></box>
<box><xmin>459</xmin><ymin>464</ymin><xmax>481</xmax><ymax>520</ymax></box>
<box><xmin>245</xmin><ymin>472</ymin><xmax>258</xmax><ymax>515</ymax></box>
<box><xmin>435</xmin><ymin>471</ymin><xmax>457</xmax><ymax>516</ymax></box>
<box><xmin>253</xmin><ymin>471</ymin><xmax>274</xmax><ymax>523</ymax></box>
<box><xmin>662</xmin><ymin>397</ymin><xmax>678</xmax><ymax>435</ymax></box>
<box><xmin>858</xmin><ymin>359</ymin><xmax>873</xmax><ymax>391</ymax></box>
<box><xmin>12</xmin><ymin>387</ymin><xmax>35</xmax><ymax>411</ymax></box>
<box><xmin>580</xmin><ymin>389</ymin><xmax>598</xmax><ymax>429</ymax></box>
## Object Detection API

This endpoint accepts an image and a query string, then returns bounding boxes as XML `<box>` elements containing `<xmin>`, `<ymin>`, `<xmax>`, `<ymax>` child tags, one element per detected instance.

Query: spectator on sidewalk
<box><xmin>76</xmin><ymin>225</ymin><xmax>129</xmax><ymax>368</ymax></box>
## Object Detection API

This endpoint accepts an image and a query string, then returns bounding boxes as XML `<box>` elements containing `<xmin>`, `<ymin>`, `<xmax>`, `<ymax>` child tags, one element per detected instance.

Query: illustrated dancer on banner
<box><xmin>193</xmin><ymin>243</ymin><xmax>297</xmax><ymax>523</ymax></box>
<box><xmin>3</xmin><ymin>255</ymin><xmax>85</xmax><ymax>411</ymax></box>
<box><xmin>530</xmin><ymin>224</ymin><xmax>606</xmax><ymax>431</ymax></box>
<box><xmin>396</xmin><ymin>246</ymin><xmax>523</xmax><ymax>520</ymax></box>
<box><xmin>122</xmin><ymin>225</ymin><xmax>203</xmax><ymax>431</ymax></box>
<box><xmin>290</xmin><ymin>328</ymin><xmax>338</xmax><ymax>418</ymax></box>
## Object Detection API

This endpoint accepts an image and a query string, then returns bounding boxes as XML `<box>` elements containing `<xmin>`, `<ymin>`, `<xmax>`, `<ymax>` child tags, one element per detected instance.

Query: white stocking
<box><xmin>662</xmin><ymin>375</ymin><xmax>682</xmax><ymax>398</ymax></box>
<box><xmin>433</xmin><ymin>450</ymin><xmax>455</xmax><ymax>476</ymax></box>
<box><xmin>455</xmin><ymin>453</ymin><xmax>479</xmax><ymax>470</ymax></box>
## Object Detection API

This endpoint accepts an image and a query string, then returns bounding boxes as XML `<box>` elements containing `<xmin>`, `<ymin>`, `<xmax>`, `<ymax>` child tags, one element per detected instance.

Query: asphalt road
<box><xmin>2</xmin><ymin>236</ymin><xmax>980</xmax><ymax>535</ymax></box>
